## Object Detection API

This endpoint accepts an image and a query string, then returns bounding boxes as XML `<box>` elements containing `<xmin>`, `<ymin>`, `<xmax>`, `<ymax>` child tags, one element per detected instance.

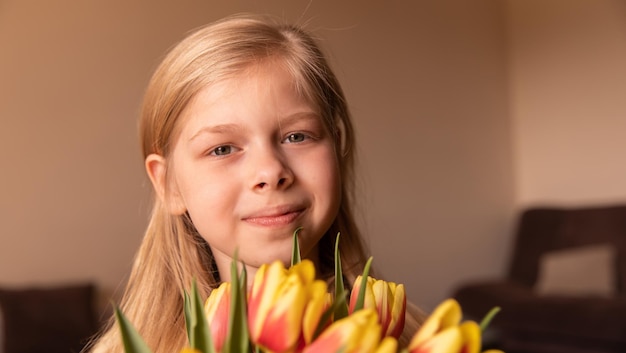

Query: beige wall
<box><xmin>508</xmin><ymin>0</ymin><xmax>626</xmax><ymax>206</ymax></box>
<box><xmin>5</xmin><ymin>0</ymin><xmax>621</xmax><ymax>314</ymax></box>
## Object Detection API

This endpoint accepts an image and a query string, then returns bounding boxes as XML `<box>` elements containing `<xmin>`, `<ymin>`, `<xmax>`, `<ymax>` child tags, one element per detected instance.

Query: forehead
<box><xmin>176</xmin><ymin>61</ymin><xmax>322</xmax><ymax>133</ymax></box>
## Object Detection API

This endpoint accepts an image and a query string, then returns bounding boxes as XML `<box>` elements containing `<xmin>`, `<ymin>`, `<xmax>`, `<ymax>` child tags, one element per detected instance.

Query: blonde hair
<box><xmin>88</xmin><ymin>14</ymin><xmax>377</xmax><ymax>352</ymax></box>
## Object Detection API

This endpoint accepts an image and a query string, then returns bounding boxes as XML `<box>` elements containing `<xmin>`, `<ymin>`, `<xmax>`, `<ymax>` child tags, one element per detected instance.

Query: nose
<box><xmin>249</xmin><ymin>145</ymin><xmax>294</xmax><ymax>192</ymax></box>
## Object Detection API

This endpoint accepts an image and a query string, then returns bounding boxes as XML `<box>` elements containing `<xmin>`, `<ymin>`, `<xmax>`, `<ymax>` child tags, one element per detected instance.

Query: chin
<box><xmin>245</xmin><ymin>250</ymin><xmax>292</xmax><ymax>268</ymax></box>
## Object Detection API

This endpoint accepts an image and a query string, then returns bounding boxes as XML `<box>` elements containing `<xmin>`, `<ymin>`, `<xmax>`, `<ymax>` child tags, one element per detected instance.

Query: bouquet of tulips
<box><xmin>116</xmin><ymin>230</ymin><xmax>503</xmax><ymax>353</ymax></box>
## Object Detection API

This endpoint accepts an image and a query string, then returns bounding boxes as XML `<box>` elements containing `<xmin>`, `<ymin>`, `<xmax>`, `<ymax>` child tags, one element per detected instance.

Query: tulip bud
<box><xmin>248</xmin><ymin>260</ymin><xmax>329</xmax><ymax>353</ymax></box>
<box><xmin>203</xmin><ymin>282</ymin><xmax>230</xmax><ymax>352</ymax></box>
<box><xmin>349</xmin><ymin>276</ymin><xmax>407</xmax><ymax>339</ymax></box>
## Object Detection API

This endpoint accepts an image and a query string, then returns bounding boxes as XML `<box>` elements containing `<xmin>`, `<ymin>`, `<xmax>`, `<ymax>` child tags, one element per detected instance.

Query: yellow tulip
<box><xmin>203</xmin><ymin>282</ymin><xmax>230</xmax><ymax>352</ymax></box>
<box><xmin>408</xmin><ymin>299</ymin><xmax>493</xmax><ymax>353</ymax></box>
<box><xmin>408</xmin><ymin>299</ymin><xmax>462</xmax><ymax>350</ymax></box>
<box><xmin>302</xmin><ymin>308</ymin><xmax>384</xmax><ymax>353</ymax></box>
<box><xmin>248</xmin><ymin>260</ymin><xmax>328</xmax><ymax>353</ymax></box>
<box><xmin>349</xmin><ymin>276</ymin><xmax>407</xmax><ymax>338</ymax></box>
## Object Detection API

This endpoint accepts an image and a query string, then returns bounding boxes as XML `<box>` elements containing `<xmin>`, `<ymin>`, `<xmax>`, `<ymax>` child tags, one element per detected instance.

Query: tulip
<box><xmin>409</xmin><ymin>299</ymin><xmax>461</xmax><ymax>350</ymax></box>
<box><xmin>203</xmin><ymin>282</ymin><xmax>230</xmax><ymax>352</ymax></box>
<box><xmin>349</xmin><ymin>276</ymin><xmax>406</xmax><ymax>339</ymax></box>
<box><xmin>408</xmin><ymin>299</ymin><xmax>503</xmax><ymax>353</ymax></box>
<box><xmin>179</xmin><ymin>349</ymin><xmax>202</xmax><ymax>353</ymax></box>
<box><xmin>302</xmin><ymin>308</ymin><xmax>388</xmax><ymax>353</ymax></box>
<box><xmin>301</xmin><ymin>283</ymin><xmax>333</xmax><ymax>345</ymax></box>
<box><xmin>248</xmin><ymin>260</ymin><xmax>328</xmax><ymax>353</ymax></box>
<box><xmin>376</xmin><ymin>337</ymin><xmax>399</xmax><ymax>353</ymax></box>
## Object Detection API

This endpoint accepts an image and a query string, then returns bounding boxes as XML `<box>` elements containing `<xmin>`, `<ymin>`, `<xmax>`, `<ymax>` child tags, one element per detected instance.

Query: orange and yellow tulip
<box><xmin>303</xmin><ymin>308</ymin><xmax>393</xmax><ymax>353</ymax></box>
<box><xmin>248</xmin><ymin>260</ymin><xmax>329</xmax><ymax>353</ymax></box>
<box><xmin>203</xmin><ymin>282</ymin><xmax>231</xmax><ymax>352</ymax></box>
<box><xmin>349</xmin><ymin>276</ymin><xmax>406</xmax><ymax>339</ymax></box>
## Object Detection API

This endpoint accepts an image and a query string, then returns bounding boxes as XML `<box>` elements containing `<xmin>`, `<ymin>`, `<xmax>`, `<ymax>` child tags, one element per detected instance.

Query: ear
<box><xmin>145</xmin><ymin>153</ymin><xmax>187</xmax><ymax>215</ymax></box>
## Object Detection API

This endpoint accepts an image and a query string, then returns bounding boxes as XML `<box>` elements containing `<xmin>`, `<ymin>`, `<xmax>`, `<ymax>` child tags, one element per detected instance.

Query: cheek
<box><xmin>173</xmin><ymin>163</ymin><xmax>239</xmax><ymax>225</ymax></box>
<box><xmin>306</xmin><ymin>148</ymin><xmax>342</xmax><ymax>209</ymax></box>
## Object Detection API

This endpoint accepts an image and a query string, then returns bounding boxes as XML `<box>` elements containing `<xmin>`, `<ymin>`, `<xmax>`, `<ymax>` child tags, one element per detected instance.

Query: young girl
<box><xmin>89</xmin><ymin>14</ymin><xmax>422</xmax><ymax>353</ymax></box>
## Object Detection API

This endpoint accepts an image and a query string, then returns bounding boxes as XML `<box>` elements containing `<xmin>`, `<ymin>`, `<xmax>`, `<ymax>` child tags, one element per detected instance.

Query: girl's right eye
<box><xmin>209</xmin><ymin>145</ymin><xmax>235</xmax><ymax>156</ymax></box>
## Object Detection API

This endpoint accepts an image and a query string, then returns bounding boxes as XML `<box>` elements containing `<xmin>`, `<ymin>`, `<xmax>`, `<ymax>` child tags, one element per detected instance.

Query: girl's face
<box><xmin>149</xmin><ymin>61</ymin><xmax>341</xmax><ymax>280</ymax></box>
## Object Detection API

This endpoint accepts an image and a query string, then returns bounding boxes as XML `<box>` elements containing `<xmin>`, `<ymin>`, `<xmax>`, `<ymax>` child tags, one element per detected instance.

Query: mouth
<box><xmin>242</xmin><ymin>205</ymin><xmax>305</xmax><ymax>227</ymax></box>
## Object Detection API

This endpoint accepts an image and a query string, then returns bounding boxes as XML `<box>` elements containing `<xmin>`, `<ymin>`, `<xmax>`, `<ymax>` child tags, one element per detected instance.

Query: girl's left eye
<box><xmin>209</xmin><ymin>145</ymin><xmax>238</xmax><ymax>156</ymax></box>
<box><xmin>283</xmin><ymin>133</ymin><xmax>308</xmax><ymax>143</ymax></box>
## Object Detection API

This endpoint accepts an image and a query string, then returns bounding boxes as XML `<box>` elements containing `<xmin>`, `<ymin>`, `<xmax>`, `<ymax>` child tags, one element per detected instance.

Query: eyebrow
<box><xmin>277</xmin><ymin>111</ymin><xmax>321</xmax><ymax>127</ymax></box>
<box><xmin>188</xmin><ymin>111</ymin><xmax>321</xmax><ymax>142</ymax></box>
<box><xmin>189</xmin><ymin>123</ymin><xmax>243</xmax><ymax>142</ymax></box>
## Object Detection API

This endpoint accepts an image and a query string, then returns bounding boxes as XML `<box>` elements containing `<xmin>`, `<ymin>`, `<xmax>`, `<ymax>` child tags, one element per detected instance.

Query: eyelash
<box><xmin>208</xmin><ymin>145</ymin><xmax>238</xmax><ymax>156</ymax></box>
<box><xmin>205</xmin><ymin>132</ymin><xmax>316</xmax><ymax>157</ymax></box>
<box><xmin>283</xmin><ymin>132</ymin><xmax>312</xmax><ymax>144</ymax></box>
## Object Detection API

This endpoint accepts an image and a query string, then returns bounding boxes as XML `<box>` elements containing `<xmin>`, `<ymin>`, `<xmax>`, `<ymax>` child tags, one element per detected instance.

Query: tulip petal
<box><xmin>372</xmin><ymin>279</ymin><xmax>392</xmax><ymax>335</ymax></box>
<box><xmin>349</xmin><ymin>276</ymin><xmax>377</xmax><ymax>314</ymax></box>
<box><xmin>458</xmin><ymin>321</ymin><xmax>481</xmax><ymax>353</ymax></box>
<box><xmin>302</xmin><ymin>281</ymin><xmax>330</xmax><ymax>344</ymax></box>
<box><xmin>375</xmin><ymin>337</ymin><xmax>398</xmax><ymax>353</ymax></box>
<box><xmin>204</xmin><ymin>283</ymin><xmax>230</xmax><ymax>352</ymax></box>
<box><xmin>408</xmin><ymin>299</ymin><xmax>462</xmax><ymax>350</ymax></box>
<box><xmin>256</xmin><ymin>273</ymin><xmax>308</xmax><ymax>352</ymax></box>
<box><xmin>410</xmin><ymin>327</ymin><xmax>463</xmax><ymax>353</ymax></box>
<box><xmin>248</xmin><ymin>261</ymin><xmax>287</xmax><ymax>341</ymax></box>
<box><xmin>303</xmin><ymin>309</ymin><xmax>381</xmax><ymax>353</ymax></box>
<box><xmin>387</xmin><ymin>283</ymin><xmax>406</xmax><ymax>338</ymax></box>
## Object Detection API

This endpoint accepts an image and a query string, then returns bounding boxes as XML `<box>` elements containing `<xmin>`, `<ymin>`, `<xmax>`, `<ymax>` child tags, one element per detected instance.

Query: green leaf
<box><xmin>333</xmin><ymin>233</ymin><xmax>349</xmax><ymax>320</ymax></box>
<box><xmin>224</xmin><ymin>251</ymin><xmax>250</xmax><ymax>353</ymax></box>
<box><xmin>291</xmin><ymin>227</ymin><xmax>303</xmax><ymax>266</ymax></box>
<box><xmin>114</xmin><ymin>305</ymin><xmax>153</xmax><ymax>353</ymax></box>
<box><xmin>353</xmin><ymin>256</ymin><xmax>373</xmax><ymax>312</ymax></box>
<box><xmin>479</xmin><ymin>306</ymin><xmax>501</xmax><ymax>332</ymax></box>
<box><xmin>187</xmin><ymin>279</ymin><xmax>215</xmax><ymax>353</ymax></box>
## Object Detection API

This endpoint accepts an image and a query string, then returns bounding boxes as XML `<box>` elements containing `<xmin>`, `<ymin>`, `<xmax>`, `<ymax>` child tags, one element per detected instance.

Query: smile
<box><xmin>243</xmin><ymin>207</ymin><xmax>304</xmax><ymax>227</ymax></box>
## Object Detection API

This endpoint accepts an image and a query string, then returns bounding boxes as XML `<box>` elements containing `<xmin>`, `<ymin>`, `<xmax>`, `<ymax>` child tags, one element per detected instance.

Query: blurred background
<box><xmin>0</xmin><ymin>0</ymin><xmax>625</xmax><ymax>315</ymax></box>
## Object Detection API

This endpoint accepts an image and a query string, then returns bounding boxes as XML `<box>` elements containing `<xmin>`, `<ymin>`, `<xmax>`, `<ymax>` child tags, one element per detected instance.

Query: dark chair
<box><xmin>453</xmin><ymin>205</ymin><xmax>626</xmax><ymax>353</ymax></box>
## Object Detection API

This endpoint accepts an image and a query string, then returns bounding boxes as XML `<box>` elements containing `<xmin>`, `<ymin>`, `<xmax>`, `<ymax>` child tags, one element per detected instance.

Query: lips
<box><xmin>243</xmin><ymin>205</ymin><xmax>305</xmax><ymax>227</ymax></box>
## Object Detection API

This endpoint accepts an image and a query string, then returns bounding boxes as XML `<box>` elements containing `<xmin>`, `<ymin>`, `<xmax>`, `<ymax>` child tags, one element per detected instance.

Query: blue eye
<box><xmin>285</xmin><ymin>133</ymin><xmax>307</xmax><ymax>143</ymax></box>
<box><xmin>210</xmin><ymin>145</ymin><xmax>233</xmax><ymax>156</ymax></box>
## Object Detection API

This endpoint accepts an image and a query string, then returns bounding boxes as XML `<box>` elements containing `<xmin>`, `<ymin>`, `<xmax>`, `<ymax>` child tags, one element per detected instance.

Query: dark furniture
<box><xmin>0</xmin><ymin>282</ymin><xmax>99</xmax><ymax>353</ymax></box>
<box><xmin>453</xmin><ymin>204</ymin><xmax>626</xmax><ymax>353</ymax></box>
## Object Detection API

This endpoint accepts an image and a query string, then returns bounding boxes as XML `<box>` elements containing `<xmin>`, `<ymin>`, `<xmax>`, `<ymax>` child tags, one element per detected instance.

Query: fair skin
<box><xmin>146</xmin><ymin>60</ymin><xmax>342</xmax><ymax>283</ymax></box>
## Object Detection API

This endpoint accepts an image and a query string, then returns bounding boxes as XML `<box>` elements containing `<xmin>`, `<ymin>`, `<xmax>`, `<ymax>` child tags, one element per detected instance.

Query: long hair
<box><xmin>88</xmin><ymin>14</ymin><xmax>372</xmax><ymax>352</ymax></box>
